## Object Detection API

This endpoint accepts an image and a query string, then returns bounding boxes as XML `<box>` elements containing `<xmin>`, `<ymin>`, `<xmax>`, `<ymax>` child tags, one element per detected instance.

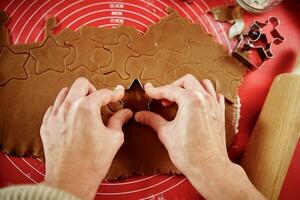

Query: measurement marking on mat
<box><xmin>109</xmin><ymin>3</ymin><xmax>124</xmax><ymax>9</ymax></box>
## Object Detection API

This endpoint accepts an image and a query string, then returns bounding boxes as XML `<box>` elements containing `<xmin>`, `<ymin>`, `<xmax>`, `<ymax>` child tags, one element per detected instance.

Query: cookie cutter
<box><xmin>120</xmin><ymin>79</ymin><xmax>152</xmax><ymax>111</ymax></box>
<box><xmin>232</xmin><ymin>16</ymin><xmax>284</xmax><ymax>70</ymax></box>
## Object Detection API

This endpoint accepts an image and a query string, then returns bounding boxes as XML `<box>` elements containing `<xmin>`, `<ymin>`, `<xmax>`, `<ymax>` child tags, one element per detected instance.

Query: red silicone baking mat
<box><xmin>0</xmin><ymin>0</ymin><xmax>299</xmax><ymax>199</ymax></box>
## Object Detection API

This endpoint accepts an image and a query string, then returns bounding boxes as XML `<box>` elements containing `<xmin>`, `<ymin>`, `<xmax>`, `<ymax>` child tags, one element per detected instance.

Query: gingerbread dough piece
<box><xmin>66</xmin><ymin>27</ymin><xmax>103</xmax><ymax>72</ymax></box>
<box><xmin>90</xmin><ymin>73</ymin><xmax>104</xmax><ymax>89</ymax></box>
<box><xmin>128</xmin><ymin>25</ymin><xmax>158</xmax><ymax>55</ymax></box>
<box><xmin>30</xmin><ymin>37</ymin><xmax>70</xmax><ymax>74</ymax></box>
<box><xmin>125</xmin><ymin>57</ymin><xmax>143</xmax><ymax>79</ymax></box>
<box><xmin>101</xmin><ymin>34</ymin><xmax>139</xmax><ymax>79</ymax></box>
<box><xmin>91</xmin><ymin>48</ymin><xmax>111</xmax><ymax>69</ymax></box>
<box><xmin>207</xmin><ymin>56</ymin><xmax>243</xmax><ymax>103</ymax></box>
<box><xmin>182</xmin><ymin>18</ymin><xmax>207</xmax><ymax>43</ymax></box>
<box><xmin>189</xmin><ymin>39</ymin><xmax>224</xmax><ymax>68</ymax></box>
<box><xmin>159</xmin><ymin>47</ymin><xmax>191</xmax><ymax>66</ymax></box>
<box><xmin>54</xmin><ymin>28</ymin><xmax>81</xmax><ymax>46</ymax></box>
<box><xmin>155</xmin><ymin>10</ymin><xmax>191</xmax><ymax>53</ymax></box>
<box><xmin>0</xmin><ymin>46</ymin><xmax>29</xmax><ymax>85</ymax></box>
<box><xmin>92</xmin><ymin>25</ymin><xmax>159</xmax><ymax>55</ymax></box>
<box><xmin>92</xmin><ymin>25</ymin><xmax>139</xmax><ymax>45</ymax></box>
<box><xmin>102</xmin><ymin>57</ymin><xmax>144</xmax><ymax>88</ymax></box>
<box><xmin>0</xmin><ymin>9</ymin><xmax>247</xmax><ymax>180</ymax></box>
<box><xmin>174</xmin><ymin>64</ymin><xmax>206</xmax><ymax>82</ymax></box>
<box><xmin>102</xmin><ymin>72</ymin><xmax>132</xmax><ymax>88</ymax></box>
<box><xmin>44</xmin><ymin>17</ymin><xmax>57</xmax><ymax>38</ymax></box>
<box><xmin>140</xmin><ymin>50</ymin><xmax>177</xmax><ymax>85</ymax></box>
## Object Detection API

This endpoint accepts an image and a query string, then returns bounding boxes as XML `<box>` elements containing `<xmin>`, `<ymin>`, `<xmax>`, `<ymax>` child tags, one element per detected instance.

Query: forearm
<box><xmin>185</xmin><ymin>157</ymin><xmax>266</xmax><ymax>200</ymax></box>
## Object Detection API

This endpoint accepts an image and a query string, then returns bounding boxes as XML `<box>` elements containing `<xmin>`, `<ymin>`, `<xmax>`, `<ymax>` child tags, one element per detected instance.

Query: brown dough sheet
<box><xmin>0</xmin><ymin>9</ymin><xmax>246</xmax><ymax>179</ymax></box>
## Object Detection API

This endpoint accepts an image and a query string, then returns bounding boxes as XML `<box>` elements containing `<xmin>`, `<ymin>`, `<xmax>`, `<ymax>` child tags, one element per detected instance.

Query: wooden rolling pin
<box><xmin>241</xmin><ymin>55</ymin><xmax>300</xmax><ymax>200</ymax></box>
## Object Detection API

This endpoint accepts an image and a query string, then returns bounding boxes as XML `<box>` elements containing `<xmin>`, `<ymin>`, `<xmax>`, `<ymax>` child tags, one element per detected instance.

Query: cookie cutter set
<box><xmin>232</xmin><ymin>16</ymin><xmax>284</xmax><ymax>70</ymax></box>
<box><xmin>182</xmin><ymin>1</ymin><xmax>284</xmax><ymax>70</ymax></box>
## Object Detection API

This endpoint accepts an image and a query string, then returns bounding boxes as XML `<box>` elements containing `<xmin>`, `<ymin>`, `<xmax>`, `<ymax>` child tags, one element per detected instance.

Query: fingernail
<box><xmin>114</xmin><ymin>85</ymin><xmax>124</xmax><ymax>91</ymax></box>
<box><xmin>125</xmin><ymin>108</ymin><xmax>132</xmax><ymax>115</ymax></box>
<box><xmin>133</xmin><ymin>112</ymin><xmax>139</xmax><ymax>122</ymax></box>
<box><xmin>203</xmin><ymin>79</ymin><xmax>210</xmax><ymax>83</ymax></box>
<box><xmin>126</xmin><ymin>110</ymin><xmax>133</xmax><ymax>120</ymax></box>
<box><xmin>145</xmin><ymin>83</ymin><xmax>153</xmax><ymax>89</ymax></box>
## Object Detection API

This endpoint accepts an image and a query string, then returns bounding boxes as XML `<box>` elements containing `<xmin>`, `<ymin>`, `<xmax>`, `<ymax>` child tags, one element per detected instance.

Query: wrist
<box><xmin>184</xmin><ymin>156</ymin><xmax>265</xmax><ymax>200</ymax></box>
<box><xmin>184</xmin><ymin>154</ymin><xmax>233</xmax><ymax>178</ymax></box>
<box><xmin>44</xmin><ymin>170</ymin><xmax>103</xmax><ymax>200</ymax></box>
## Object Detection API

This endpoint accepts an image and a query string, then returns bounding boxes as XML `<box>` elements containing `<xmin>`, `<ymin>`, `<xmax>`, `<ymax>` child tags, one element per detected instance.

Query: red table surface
<box><xmin>0</xmin><ymin>0</ymin><xmax>299</xmax><ymax>199</ymax></box>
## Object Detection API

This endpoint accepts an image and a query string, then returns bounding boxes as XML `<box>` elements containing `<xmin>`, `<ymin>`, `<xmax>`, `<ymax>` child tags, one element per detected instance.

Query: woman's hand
<box><xmin>135</xmin><ymin>74</ymin><xmax>266</xmax><ymax>200</ymax></box>
<box><xmin>135</xmin><ymin>74</ymin><xmax>228</xmax><ymax>175</ymax></box>
<box><xmin>41</xmin><ymin>77</ymin><xmax>132</xmax><ymax>200</ymax></box>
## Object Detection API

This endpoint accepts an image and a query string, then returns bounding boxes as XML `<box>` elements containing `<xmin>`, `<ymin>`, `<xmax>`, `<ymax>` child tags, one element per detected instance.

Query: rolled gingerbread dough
<box><xmin>0</xmin><ymin>8</ymin><xmax>246</xmax><ymax>179</ymax></box>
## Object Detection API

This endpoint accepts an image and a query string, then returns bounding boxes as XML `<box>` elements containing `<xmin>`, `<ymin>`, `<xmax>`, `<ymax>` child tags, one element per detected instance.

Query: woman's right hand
<box><xmin>135</xmin><ymin>74</ymin><xmax>266</xmax><ymax>200</ymax></box>
<box><xmin>135</xmin><ymin>74</ymin><xmax>228</xmax><ymax>176</ymax></box>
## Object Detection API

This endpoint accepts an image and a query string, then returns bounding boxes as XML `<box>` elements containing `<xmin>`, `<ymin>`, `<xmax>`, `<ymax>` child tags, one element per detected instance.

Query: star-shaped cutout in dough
<box><xmin>140</xmin><ymin>50</ymin><xmax>176</xmax><ymax>85</ymax></box>
<box><xmin>0</xmin><ymin>46</ymin><xmax>28</xmax><ymax>85</ymax></box>
<box><xmin>189</xmin><ymin>39</ymin><xmax>225</xmax><ymax>70</ymax></box>
<box><xmin>121</xmin><ymin>79</ymin><xmax>152</xmax><ymax>113</ymax></box>
<box><xmin>30</xmin><ymin>37</ymin><xmax>70</xmax><ymax>74</ymax></box>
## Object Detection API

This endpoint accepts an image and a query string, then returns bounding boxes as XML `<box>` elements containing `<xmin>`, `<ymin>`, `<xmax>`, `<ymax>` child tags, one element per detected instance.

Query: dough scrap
<box><xmin>0</xmin><ymin>9</ymin><xmax>247</xmax><ymax>179</ymax></box>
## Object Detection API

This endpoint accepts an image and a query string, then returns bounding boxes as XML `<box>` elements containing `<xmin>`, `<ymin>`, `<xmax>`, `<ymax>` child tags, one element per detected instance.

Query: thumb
<box><xmin>134</xmin><ymin>111</ymin><xmax>167</xmax><ymax>133</ymax></box>
<box><xmin>107</xmin><ymin>109</ymin><xmax>133</xmax><ymax>131</ymax></box>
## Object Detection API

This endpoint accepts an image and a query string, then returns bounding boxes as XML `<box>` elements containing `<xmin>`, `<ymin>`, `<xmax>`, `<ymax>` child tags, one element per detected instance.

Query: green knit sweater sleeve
<box><xmin>0</xmin><ymin>184</ymin><xmax>80</xmax><ymax>200</ymax></box>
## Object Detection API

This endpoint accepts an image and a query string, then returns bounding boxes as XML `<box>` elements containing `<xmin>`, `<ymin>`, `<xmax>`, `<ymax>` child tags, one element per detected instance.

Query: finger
<box><xmin>135</xmin><ymin>111</ymin><xmax>167</xmax><ymax>134</ymax></box>
<box><xmin>87</xmin><ymin>85</ymin><xmax>125</xmax><ymax>108</ymax></box>
<box><xmin>107</xmin><ymin>109</ymin><xmax>133</xmax><ymax>130</ymax></box>
<box><xmin>144</xmin><ymin>83</ymin><xmax>185</xmax><ymax>105</ymax></box>
<box><xmin>217</xmin><ymin>93</ymin><xmax>225</xmax><ymax>112</ymax></box>
<box><xmin>53</xmin><ymin>87</ymin><xmax>69</xmax><ymax>112</ymax></box>
<box><xmin>201</xmin><ymin>79</ymin><xmax>217</xmax><ymax>100</ymax></box>
<box><xmin>171</xmin><ymin>74</ymin><xmax>205</xmax><ymax>93</ymax></box>
<box><xmin>216</xmin><ymin>93</ymin><xmax>226</xmax><ymax>145</ymax></box>
<box><xmin>65</xmin><ymin>77</ymin><xmax>96</xmax><ymax>103</ymax></box>
<box><xmin>42</xmin><ymin>106</ymin><xmax>53</xmax><ymax>124</ymax></box>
